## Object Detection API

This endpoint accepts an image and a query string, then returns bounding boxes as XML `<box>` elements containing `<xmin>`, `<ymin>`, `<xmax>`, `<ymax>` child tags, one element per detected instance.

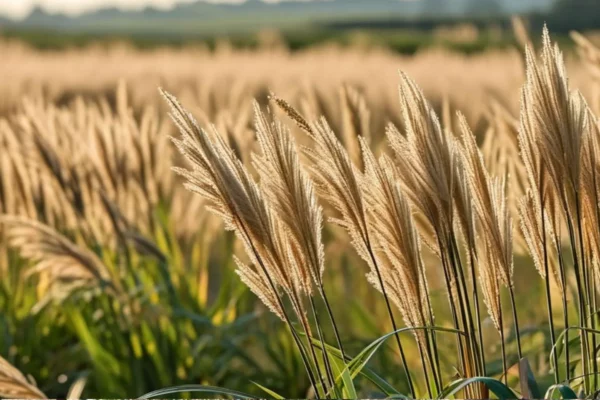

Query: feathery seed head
<box><xmin>163</xmin><ymin>89</ymin><xmax>310</xmax><ymax>320</ymax></box>
<box><xmin>252</xmin><ymin>102</ymin><xmax>325</xmax><ymax>289</ymax></box>
<box><xmin>0</xmin><ymin>356</ymin><xmax>46</xmax><ymax>399</ymax></box>
<box><xmin>387</xmin><ymin>72</ymin><xmax>457</xmax><ymax>251</ymax></box>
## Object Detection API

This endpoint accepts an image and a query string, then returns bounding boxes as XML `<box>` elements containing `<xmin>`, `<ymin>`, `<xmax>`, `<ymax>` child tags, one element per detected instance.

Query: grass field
<box><xmin>1</xmin><ymin>22</ymin><xmax>600</xmax><ymax>399</ymax></box>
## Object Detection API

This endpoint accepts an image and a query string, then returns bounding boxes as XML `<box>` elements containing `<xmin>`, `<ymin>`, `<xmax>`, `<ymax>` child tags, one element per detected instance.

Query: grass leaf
<box><xmin>437</xmin><ymin>377</ymin><xmax>519</xmax><ymax>400</ymax></box>
<box><xmin>138</xmin><ymin>384</ymin><xmax>256</xmax><ymax>399</ymax></box>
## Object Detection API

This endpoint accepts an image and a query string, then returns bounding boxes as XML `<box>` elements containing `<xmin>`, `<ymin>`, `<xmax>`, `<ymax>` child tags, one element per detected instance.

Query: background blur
<box><xmin>0</xmin><ymin>0</ymin><xmax>598</xmax><ymax>52</ymax></box>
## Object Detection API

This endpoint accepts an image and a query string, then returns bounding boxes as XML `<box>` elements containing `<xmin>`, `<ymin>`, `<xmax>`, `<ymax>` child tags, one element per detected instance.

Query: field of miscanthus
<box><xmin>1</xmin><ymin>24</ymin><xmax>600</xmax><ymax>399</ymax></box>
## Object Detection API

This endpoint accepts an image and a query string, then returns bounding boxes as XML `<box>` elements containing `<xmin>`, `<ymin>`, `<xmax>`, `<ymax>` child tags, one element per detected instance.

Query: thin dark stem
<box><xmin>576</xmin><ymin>192</ymin><xmax>594</xmax><ymax>393</ymax></box>
<box><xmin>424</xmin><ymin>324</ymin><xmax>442</xmax><ymax>394</ymax></box>
<box><xmin>237</xmin><ymin>220</ymin><xmax>320</xmax><ymax>396</ymax></box>
<box><xmin>499</xmin><ymin>298</ymin><xmax>508</xmax><ymax>386</ymax></box>
<box><xmin>469</xmin><ymin>247</ymin><xmax>487</xmax><ymax>376</ymax></box>
<box><xmin>364</xmin><ymin>237</ymin><xmax>416</xmax><ymax>398</ymax></box>
<box><xmin>295</xmin><ymin>293</ymin><xmax>330</xmax><ymax>396</ymax></box>
<box><xmin>540</xmin><ymin>184</ymin><xmax>559</xmax><ymax>383</ymax></box>
<box><xmin>590</xmin><ymin>160</ymin><xmax>600</xmax><ymax>392</ymax></box>
<box><xmin>582</xmin><ymin>245</ymin><xmax>598</xmax><ymax>392</ymax></box>
<box><xmin>448</xmin><ymin>237</ymin><xmax>479</xmax><ymax>380</ymax></box>
<box><xmin>508</xmin><ymin>286</ymin><xmax>523</xmax><ymax>362</ymax></box>
<box><xmin>451</xmin><ymin>237</ymin><xmax>482</xmax><ymax>375</ymax></box>
<box><xmin>562</xmin><ymin>293</ymin><xmax>571</xmax><ymax>380</ymax></box>
<box><xmin>310</xmin><ymin>296</ymin><xmax>337</xmax><ymax>396</ymax></box>
<box><xmin>417</xmin><ymin>340</ymin><xmax>434</xmax><ymax>399</ymax></box>
<box><xmin>289</xmin><ymin>319</ymin><xmax>323</xmax><ymax>398</ymax></box>
<box><xmin>556</xmin><ymin>236</ymin><xmax>570</xmax><ymax>382</ymax></box>
<box><xmin>591</xmin><ymin>262</ymin><xmax>598</xmax><ymax>393</ymax></box>
<box><xmin>563</xmin><ymin>188</ymin><xmax>592</xmax><ymax>393</ymax></box>
<box><xmin>438</xmin><ymin>237</ymin><xmax>466</xmax><ymax>377</ymax></box>
<box><xmin>318</xmin><ymin>284</ymin><xmax>346</xmax><ymax>361</ymax></box>
<box><xmin>424</xmin><ymin>292</ymin><xmax>443</xmax><ymax>390</ymax></box>
<box><xmin>565</xmin><ymin>202</ymin><xmax>590</xmax><ymax>392</ymax></box>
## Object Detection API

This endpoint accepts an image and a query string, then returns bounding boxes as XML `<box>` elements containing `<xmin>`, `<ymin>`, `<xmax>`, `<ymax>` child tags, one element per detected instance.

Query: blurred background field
<box><xmin>0</xmin><ymin>0</ymin><xmax>598</xmax><ymax>52</ymax></box>
<box><xmin>0</xmin><ymin>0</ymin><xmax>599</xmax><ymax>398</ymax></box>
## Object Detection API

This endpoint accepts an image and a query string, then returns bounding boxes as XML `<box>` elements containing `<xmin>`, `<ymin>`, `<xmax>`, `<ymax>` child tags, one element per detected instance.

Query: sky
<box><xmin>0</xmin><ymin>0</ymin><xmax>248</xmax><ymax>20</ymax></box>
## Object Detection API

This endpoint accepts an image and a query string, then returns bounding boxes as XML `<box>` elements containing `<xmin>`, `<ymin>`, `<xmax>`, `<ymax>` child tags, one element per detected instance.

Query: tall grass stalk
<box><xmin>555</xmin><ymin>235</ymin><xmax>570</xmax><ymax>381</ymax></box>
<box><xmin>541</xmin><ymin>192</ymin><xmax>559</xmax><ymax>384</ymax></box>
<box><xmin>468</xmin><ymin>247</ymin><xmax>487</xmax><ymax>376</ymax></box>
<box><xmin>450</xmin><ymin>235</ymin><xmax>483</xmax><ymax>376</ymax></box>
<box><xmin>437</xmin><ymin>237</ymin><xmax>467</xmax><ymax>377</ymax></box>
<box><xmin>508</xmin><ymin>287</ymin><xmax>522</xmax><ymax>361</ymax></box>
<box><xmin>309</xmin><ymin>296</ymin><xmax>337</xmax><ymax>395</ymax></box>
<box><xmin>239</xmin><ymin>221</ymin><xmax>321</xmax><ymax>394</ymax></box>
<box><xmin>318</xmin><ymin>286</ymin><xmax>346</xmax><ymax>361</ymax></box>
<box><xmin>498</xmin><ymin>299</ymin><xmax>508</xmax><ymax>385</ymax></box>
<box><xmin>364</xmin><ymin>243</ymin><xmax>416</xmax><ymax>398</ymax></box>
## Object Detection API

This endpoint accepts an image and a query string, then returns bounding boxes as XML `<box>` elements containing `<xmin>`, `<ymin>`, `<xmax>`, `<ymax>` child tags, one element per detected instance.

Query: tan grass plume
<box><xmin>0</xmin><ymin>355</ymin><xmax>46</xmax><ymax>399</ymax></box>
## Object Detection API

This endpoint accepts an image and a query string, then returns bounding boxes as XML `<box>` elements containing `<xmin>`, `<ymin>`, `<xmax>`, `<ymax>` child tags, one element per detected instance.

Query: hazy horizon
<box><xmin>0</xmin><ymin>0</ymin><xmax>421</xmax><ymax>20</ymax></box>
<box><xmin>0</xmin><ymin>0</ymin><xmax>259</xmax><ymax>20</ymax></box>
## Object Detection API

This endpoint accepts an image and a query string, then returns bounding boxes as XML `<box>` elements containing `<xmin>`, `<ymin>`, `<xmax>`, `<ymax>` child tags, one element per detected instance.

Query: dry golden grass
<box><xmin>0</xmin><ymin>355</ymin><xmax>46</xmax><ymax>399</ymax></box>
<box><xmin>161</xmin><ymin>27</ymin><xmax>600</xmax><ymax>396</ymax></box>
<box><xmin>2</xmin><ymin>25</ymin><xmax>600</xmax><ymax>399</ymax></box>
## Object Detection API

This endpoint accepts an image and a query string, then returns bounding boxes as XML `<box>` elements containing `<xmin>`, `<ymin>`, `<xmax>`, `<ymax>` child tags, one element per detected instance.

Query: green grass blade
<box><xmin>347</xmin><ymin>326</ymin><xmax>464</xmax><ymax>380</ymax></box>
<box><xmin>544</xmin><ymin>383</ymin><xmax>578</xmax><ymax>399</ymax></box>
<box><xmin>550</xmin><ymin>326</ymin><xmax>600</xmax><ymax>374</ymax></box>
<box><xmin>328</xmin><ymin>326</ymin><xmax>464</xmax><ymax>398</ymax></box>
<box><xmin>339</xmin><ymin>365</ymin><xmax>358</xmax><ymax>398</ymax></box>
<box><xmin>252</xmin><ymin>381</ymin><xmax>285</xmax><ymax>399</ymax></box>
<box><xmin>305</xmin><ymin>333</ymin><xmax>401</xmax><ymax>395</ymax></box>
<box><xmin>519</xmin><ymin>358</ymin><xmax>542</xmax><ymax>399</ymax></box>
<box><xmin>325</xmin><ymin>346</ymin><xmax>356</xmax><ymax>398</ymax></box>
<box><xmin>138</xmin><ymin>384</ymin><xmax>256</xmax><ymax>399</ymax></box>
<box><xmin>68</xmin><ymin>310</ymin><xmax>121</xmax><ymax>377</ymax></box>
<box><xmin>437</xmin><ymin>377</ymin><xmax>518</xmax><ymax>400</ymax></box>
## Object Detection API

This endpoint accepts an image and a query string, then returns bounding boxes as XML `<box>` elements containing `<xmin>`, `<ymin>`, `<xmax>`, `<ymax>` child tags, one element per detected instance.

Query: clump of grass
<box><xmin>159</xmin><ymin>26</ymin><xmax>600</xmax><ymax>399</ymax></box>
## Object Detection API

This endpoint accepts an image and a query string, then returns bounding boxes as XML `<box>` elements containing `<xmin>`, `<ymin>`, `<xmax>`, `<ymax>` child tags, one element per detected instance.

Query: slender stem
<box><xmin>445</xmin><ymin>246</ymin><xmax>476</xmax><ymax>399</ymax></box>
<box><xmin>237</xmin><ymin>220</ymin><xmax>319</xmax><ymax>396</ymax></box>
<box><xmin>469</xmin><ymin>248</ymin><xmax>487</xmax><ymax>376</ymax></box>
<box><xmin>424</xmin><ymin>292</ymin><xmax>443</xmax><ymax>390</ymax></box>
<box><xmin>562</xmin><ymin>294</ymin><xmax>571</xmax><ymax>380</ymax></box>
<box><xmin>310</xmin><ymin>296</ymin><xmax>337</xmax><ymax>396</ymax></box>
<box><xmin>592</xmin><ymin>286</ymin><xmax>598</xmax><ymax>391</ymax></box>
<box><xmin>448</xmin><ymin>237</ymin><xmax>479</xmax><ymax>382</ymax></box>
<box><xmin>450</xmin><ymin>236</ymin><xmax>482</xmax><ymax>377</ymax></box>
<box><xmin>583</xmin><ymin>245</ymin><xmax>598</xmax><ymax>393</ymax></box>
<box><xmin>575</xmin><ymin>192</ymin><xmax>594</xmax><ymax>393</ymax></box>
<box><xmin>556</xmin><ymin>236</ymin><xmax>570</xmax><ymax>382</ymax></box>
<box><xmin>565</xmin><ymin>202</ymin><xmax>590</xmax><ymax>392</ymax></box>
<box><xmin>294</xmin><ymin>293</ymin><xmax>330</xmax><ymax>396</ymax></box>
<box><xmin>365</xmin><ymin>242</ymin><xmax>416</xmax><ymax>398</ymax></box>
<box><xmin>318</xmin><ymin>284</ymin><xmax>346</xmax><ymax>361</ymax></box>
<box><xmin>508</xmin><ymin>286</ymin><xmax>523</xmax><ymax>362</ymax></box>
<box><xmin>591</xmin><ymin>158</ymin><xmax>600</xmax><ymax>392</ymax></box>
<box><xmin>424</xmin><ymin>324</ymin><xmax>442</xmax><ymax>394</ymax></box>
<box><xmin>563</xmin><ymin>188</ymin><xmax>592</xmax><ymax>393</ymax></box>
<box><xmin>289</xmin><ymin>320</ymin><xmax>323</xmax><ymax>398</ymax></box>
<box><xmin>540</xmin><ymin>187</ymin><xmax>559</xmax><ymax>383</ymax></box>
<box><xmin>417</xmin><ymin>340</ymin><xmax>434</xmax><ymax>399</ymax></box>
<box><xmin>438</xmin><ymin>237</ymin><xmax>466</xmax><ymax>376</ymax></box>
<box><xmin>591</xmin><ymin>268</ymin><xmax>598</xmax><ymax>393</ymax></box>
<box><xmin>499</xmin><ymin>298</ymin><xmax>508</xmax><ymax>386</ymax></box>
